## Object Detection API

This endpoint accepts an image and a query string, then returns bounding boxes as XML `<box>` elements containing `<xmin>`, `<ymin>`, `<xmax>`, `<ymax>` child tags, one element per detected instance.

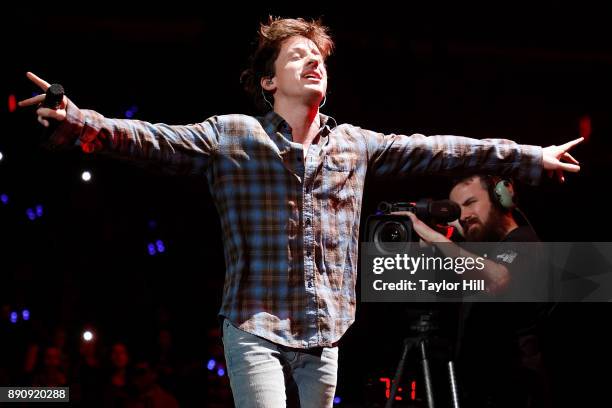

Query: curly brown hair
<box><xmin>240</xmin><ymin>17</ymin><xmax>334</xmax><ymax>111</ymax></box>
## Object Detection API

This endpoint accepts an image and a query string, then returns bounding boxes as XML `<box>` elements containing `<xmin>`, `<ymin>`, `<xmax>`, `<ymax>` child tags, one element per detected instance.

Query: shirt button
<box><xmin>306</xmin><ymin>251</ymin><xmax>312</xmax><ymax>257</ymax></box>
<box><xmin>305</xmin><ymin>218</ymin><xmax>311</xmax><ymax>227</ymax></box>
<box><xmin>308</xmin><ymin>281</ymin><xmax>313</xmax><ymax>288</ymax></box>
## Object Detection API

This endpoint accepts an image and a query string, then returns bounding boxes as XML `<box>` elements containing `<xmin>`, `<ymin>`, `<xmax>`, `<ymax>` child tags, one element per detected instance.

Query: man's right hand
<box><xmin>18</xmin><ymin>72</ymin><xmax>68</xmax><ymax>128</ymax></box>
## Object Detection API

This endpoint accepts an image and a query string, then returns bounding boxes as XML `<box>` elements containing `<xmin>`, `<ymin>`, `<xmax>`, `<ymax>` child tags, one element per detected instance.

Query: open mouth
<box><xmin>303</xmin><ymin>72</ymin><xmax>322</xmax><ymax>80</ymax></box>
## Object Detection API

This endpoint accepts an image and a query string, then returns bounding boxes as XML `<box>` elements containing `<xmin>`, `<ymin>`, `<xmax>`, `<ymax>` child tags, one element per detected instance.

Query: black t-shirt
<box><xmin>467</xmin><ymin>225</ymin><xmax>547</xmax><ymax>334</ymax></box>
<box><xmin>497</xmin><ymin>226</ymin><xmax>546</xmax><ymax>303</ymax></box>
<box><xmin>459</xmin><ymin>225</ymin><xmax>552</xmax><ymax>406</ymax></box>
<box><xmin>502</xmin><ymin>225</ymin><xmax>540</xmax><ymax>243</ymax></box>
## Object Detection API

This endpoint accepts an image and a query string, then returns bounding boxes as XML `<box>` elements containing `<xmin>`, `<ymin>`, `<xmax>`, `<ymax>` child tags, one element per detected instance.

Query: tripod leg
<box><xmin>420</xmin><ymin>340</ymin><xmax>435</xmax><ymax>408</ymax></box>
<box><xmin>448</xmin><ymin>360</ymin><xmax>460</xmax><ymax>408</ymax></box>
<box><xmin>385</xmin><ymin>338</ymin><xmax>416</xmax><ymax>408</ymax></box>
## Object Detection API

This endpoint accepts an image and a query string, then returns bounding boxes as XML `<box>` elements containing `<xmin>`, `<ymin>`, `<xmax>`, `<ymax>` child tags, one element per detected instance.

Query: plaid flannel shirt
<box><xmin>53</xmin><ymin>100</ymin><xmax>542</xmax><ymax>348</ymax></box>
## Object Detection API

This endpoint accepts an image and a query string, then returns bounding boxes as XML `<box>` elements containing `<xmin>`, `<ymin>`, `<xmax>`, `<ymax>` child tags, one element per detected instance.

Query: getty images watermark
<box><xmin>361</xmin><ymin>242</ymin><xmax>612</xmax><ymax>302</ymax></box>
<box><xmin>371</xmin><ymin>252</ymin><xmax>487</xmax><ymax>293</ymax></box>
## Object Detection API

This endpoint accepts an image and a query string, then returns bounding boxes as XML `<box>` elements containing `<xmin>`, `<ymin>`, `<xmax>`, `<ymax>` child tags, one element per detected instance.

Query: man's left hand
<box><xmin>542</xmin><ymin>137</ymin><xmax>583</xmax><ymax>183</ymax></box>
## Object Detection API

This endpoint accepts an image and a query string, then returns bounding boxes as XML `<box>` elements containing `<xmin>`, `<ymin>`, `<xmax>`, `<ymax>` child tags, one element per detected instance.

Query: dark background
<box><xmin>2</xmin><ymin>3</ymin><xmax>611</xmax><ymax>407</ymax></box>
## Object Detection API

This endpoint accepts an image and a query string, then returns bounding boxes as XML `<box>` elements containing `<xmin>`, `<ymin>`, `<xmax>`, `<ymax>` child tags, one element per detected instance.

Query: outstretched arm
<box><xmin>362</xmin><ymin>126</ymin><xmax>581</xmax><ymax>185</ymax></box>
<box><xmin>18</xmin><ymin>72</ymin><xmax>219</xmax><ymax>175</ymax></box>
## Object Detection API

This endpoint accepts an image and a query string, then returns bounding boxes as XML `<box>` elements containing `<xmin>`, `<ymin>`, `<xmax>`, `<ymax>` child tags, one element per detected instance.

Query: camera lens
<box><xmin>374</xmin><ymin>221</ymin><xmax>409</xmax><ymax>253</ymax></box>
<box><xmin>380</xmin><ymin>222</ymin><xmax>407</xmax><ymax>242</ymax></box>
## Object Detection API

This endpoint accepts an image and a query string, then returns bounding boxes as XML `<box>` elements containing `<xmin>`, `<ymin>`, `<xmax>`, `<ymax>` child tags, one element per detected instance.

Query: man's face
<box><xmin>264</xmin><ymin>35</ymin><xmax>327</xmax><ymax>105</ymax></box>
<box><xmin>450</xmin><ymin>177</ymin><xmax>500</xmax><ymax>241</ymax></box>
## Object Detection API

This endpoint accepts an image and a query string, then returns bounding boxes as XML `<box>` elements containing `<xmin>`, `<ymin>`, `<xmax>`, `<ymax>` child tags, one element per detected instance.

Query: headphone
<box><xmin>484</xmin><ymin>175</ymin><xmax>516</xmax><ymax>211</ymax></box>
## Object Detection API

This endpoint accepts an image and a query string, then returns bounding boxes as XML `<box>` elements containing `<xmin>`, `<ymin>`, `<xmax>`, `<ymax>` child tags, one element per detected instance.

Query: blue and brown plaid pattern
<box><xmin>52</xmin><ymin>102</ymin><xmax>543</xmax><ymax>348</ymax></box>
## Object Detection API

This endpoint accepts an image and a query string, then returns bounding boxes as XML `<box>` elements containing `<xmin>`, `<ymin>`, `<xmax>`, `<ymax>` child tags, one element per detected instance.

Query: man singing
<box><xmin>19</xmin><ymin>17</ymin><xmax>580</xmax><ymax>408</ymax></box>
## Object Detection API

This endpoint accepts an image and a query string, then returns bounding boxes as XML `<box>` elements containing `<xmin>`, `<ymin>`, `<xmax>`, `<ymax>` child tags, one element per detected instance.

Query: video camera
<box><xmin>364</xmin><ymin>199</ymin><xmax>460</xmax><ymax>253</ymax></box>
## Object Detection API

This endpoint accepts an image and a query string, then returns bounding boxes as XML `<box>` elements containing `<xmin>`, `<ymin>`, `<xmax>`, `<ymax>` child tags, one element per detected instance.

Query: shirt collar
<box><xmin>260</xmin><ymin>110</ymin><xmax>337</xmax><ymax>141</ymax></box>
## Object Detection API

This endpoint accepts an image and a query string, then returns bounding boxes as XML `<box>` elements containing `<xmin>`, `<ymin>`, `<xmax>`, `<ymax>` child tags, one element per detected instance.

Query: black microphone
<box><xmin>40</xmin><ymin>83</ymin><xmax>65</xmax><ymax>139</ymax></box>
<box><xmin>42</xmin><ymin>83</ymin><xmax>64</xmax><ymax>109</ymax></box>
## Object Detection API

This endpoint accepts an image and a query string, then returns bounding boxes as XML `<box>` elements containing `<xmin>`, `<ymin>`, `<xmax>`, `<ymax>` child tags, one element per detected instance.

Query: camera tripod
<box><xmin>385</xmin><ymin>312</ymin><xmax>461</xmax><ymax>408</ymax></box>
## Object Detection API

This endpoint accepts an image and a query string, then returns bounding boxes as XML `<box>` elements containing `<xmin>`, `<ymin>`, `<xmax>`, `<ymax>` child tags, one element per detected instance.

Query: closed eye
<box><xmin>463</xmin><ymin>197</ymin><xmax>476</xmax><ymax>207</ymax></box>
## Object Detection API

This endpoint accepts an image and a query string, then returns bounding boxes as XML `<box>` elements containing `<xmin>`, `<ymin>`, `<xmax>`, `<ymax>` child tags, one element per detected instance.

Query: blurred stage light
<box><xmin>155</xmin><ymin>240</ymin><xmax>165</xmax><ymax>253</ymax></box>
<box><xmin>0</xmin><ymin>151</ymin><xmax>3</xmax><ymax>161</ymax></box>
<box><xmin>148</xmin><ymin>243</ymin><xmax>156</xmax><ymax>256</ymax></box>
<box><xmin>207</xmin><ymin>359</ymin><xmax>216</xmax><ymax>371</ymax></box>
<box><xmin>10</xmin><ymin>312</ymin><xmax>18</xmax><ymax>324</ymax></box>
<box><xmin>8</xmin><ymin>95</ymin><xmax>17</xmax><ymax>113</ymax></box>
<box><xmin>81</xmin><ymin>171</ymin><xmax>92</xmax><ymax>182</ymax></box>
<box><xmin>35</xmin><ymin>205</ymin><xmax>43</xmax><ymax>217</ymax></box>
<box><xmin>83</xmin><ymin>330</ymin><xmax>94</xmax><ymax>342</ymax></box>
<box><xmin>1</xmin><ymin>194</ymin><xmax>8</xmax><ymax>204</ymax></box>
<box><xmin>125</xmin><ymin>105</ymin><xmax>139</xmax><ymax>119</ymax></box>
<box><xmin>217</xmin><ymin>368</ymin><xmax>225</xmax><ymax>377</ymax></box>
<box><xmin>26</xmin><ymin>208</ymin><xmax>36</xmax><ymax>221</ymax></box>
<box><xmin>22</xmin><ymin>310</ymin><xmax>30</xmax><ymax>321</ymax></box>
<box><xmin>333</xmin><ymin>396</ymin><xmax>341</xmax><ymax>404</ymax></box>
<box><xmin>579</xmin><ymin>114</ymin><xmax>592</xmax><ymax>142</ymax></box>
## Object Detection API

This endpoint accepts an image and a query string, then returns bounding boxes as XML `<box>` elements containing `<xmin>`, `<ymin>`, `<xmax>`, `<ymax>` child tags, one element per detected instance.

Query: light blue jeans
<box><xmin>221</xmin><ymin>319</ymin><xmax>339</xmax><ymax>408</ymax></box>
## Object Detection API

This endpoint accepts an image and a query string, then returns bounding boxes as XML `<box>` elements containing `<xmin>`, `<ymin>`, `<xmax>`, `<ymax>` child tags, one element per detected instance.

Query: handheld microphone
<box><xmin>42</xmin><ymin>83</ymin><xmax>65</xmax><ymax>109</ymax></box>
<box><xmin>40</xmin><ymin>83</ymin><xmax>65</xmax><ymax>138</ymax></box>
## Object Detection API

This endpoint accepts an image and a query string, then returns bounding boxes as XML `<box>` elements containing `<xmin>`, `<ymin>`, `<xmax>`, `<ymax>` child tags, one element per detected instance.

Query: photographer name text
<box><xmin>373</xmin><ymin>279</ymin><xmax>485</xmax><ymax>292</ymax></box>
